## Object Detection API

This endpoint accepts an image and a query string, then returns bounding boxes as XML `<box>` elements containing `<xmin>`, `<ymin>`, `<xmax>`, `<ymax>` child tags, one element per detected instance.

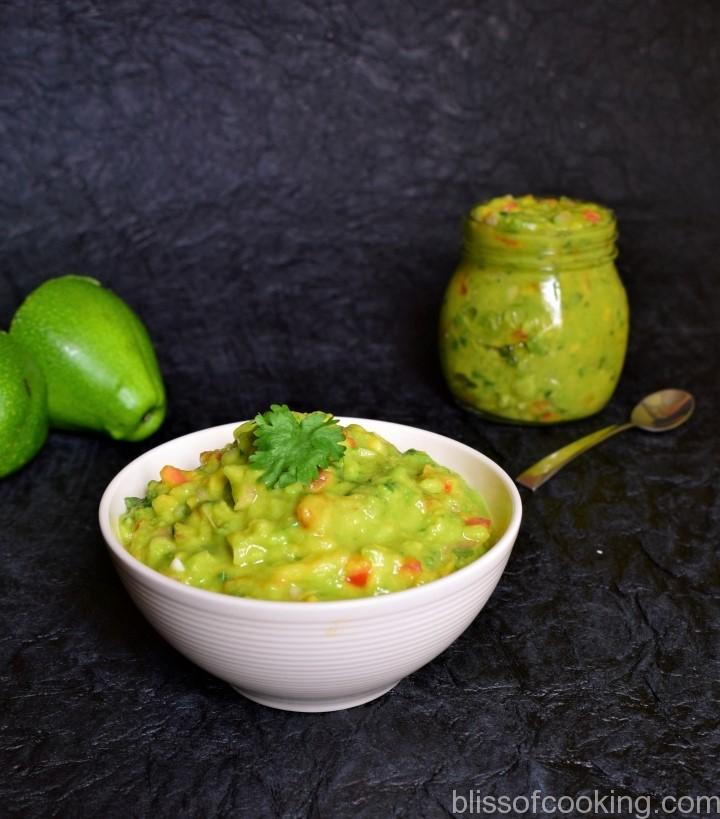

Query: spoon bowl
<box><xmin>630</xmin><ymin>388</ymin><xmax>695</xmax><ymax>432</ymax></box>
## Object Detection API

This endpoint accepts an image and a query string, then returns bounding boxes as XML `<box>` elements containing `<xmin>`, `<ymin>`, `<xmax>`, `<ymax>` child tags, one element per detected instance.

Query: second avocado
<box><xmin>10</xmin><ymin>275</ymin><xmax>166</xmax><ymax>442</ymax></box>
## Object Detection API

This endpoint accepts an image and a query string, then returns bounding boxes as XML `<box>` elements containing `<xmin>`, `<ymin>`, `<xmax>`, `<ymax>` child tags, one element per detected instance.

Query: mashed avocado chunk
<box><xmin>119</xmin><ymin>412</ymin><xmax>493</xmax><ymax>601</ymax></box>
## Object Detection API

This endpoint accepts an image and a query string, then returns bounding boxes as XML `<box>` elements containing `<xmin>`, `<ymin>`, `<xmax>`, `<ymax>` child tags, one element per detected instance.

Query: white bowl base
<box><xmin>231</xmin><ymin>681</ymin><xmax>401</xmax><ymax>712</ymax></box>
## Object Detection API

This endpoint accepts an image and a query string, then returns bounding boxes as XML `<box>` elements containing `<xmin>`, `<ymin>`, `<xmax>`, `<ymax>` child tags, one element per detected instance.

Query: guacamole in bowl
<box><xmin>119</xmin><ymin>409</ymin><xmax>494</xmax><ymax>601</ymax></box>
<box><xmin>99</xmin><ymin>415</ymin><xmax>521</xmax><ymax>711</ymax></box>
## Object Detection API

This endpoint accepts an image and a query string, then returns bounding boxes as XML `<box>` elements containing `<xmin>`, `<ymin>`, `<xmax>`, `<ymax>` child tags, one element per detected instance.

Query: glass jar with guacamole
<box><xmin>439</xmin><ymin>194</ymin><xmax>629</xmax><ymax>424</ymax></box>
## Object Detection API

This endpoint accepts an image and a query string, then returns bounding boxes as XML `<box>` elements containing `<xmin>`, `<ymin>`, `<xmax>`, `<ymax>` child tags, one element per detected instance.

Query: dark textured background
<box><xmin>2</xmin><ymin>1</ymin><xmax>720</xmax><ymax>817</ymax></box>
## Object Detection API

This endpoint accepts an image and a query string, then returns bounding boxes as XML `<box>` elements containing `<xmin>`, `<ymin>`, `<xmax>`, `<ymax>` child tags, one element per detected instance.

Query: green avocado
<box><xmin>0</xmin><ymin>331</ymin><xmax>49</xmax><ymax>478</ymax></box>
<box><xmin>10</xmin><ymin>275</ymin><xmax>166</xmax><ymax>442</ymax></box>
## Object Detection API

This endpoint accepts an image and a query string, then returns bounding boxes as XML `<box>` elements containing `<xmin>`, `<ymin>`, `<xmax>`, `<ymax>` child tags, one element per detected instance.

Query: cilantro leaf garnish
<box><xmin>249</xmin><ymin>404</ymin><xmax>345</xmax><ymax>488</ymax></box>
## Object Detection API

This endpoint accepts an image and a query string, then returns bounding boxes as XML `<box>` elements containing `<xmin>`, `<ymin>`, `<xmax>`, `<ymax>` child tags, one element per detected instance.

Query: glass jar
<box><xmin>439</xmin><ymin>195</ymin><xmax>629</xmax><ymax>424</ymax></box>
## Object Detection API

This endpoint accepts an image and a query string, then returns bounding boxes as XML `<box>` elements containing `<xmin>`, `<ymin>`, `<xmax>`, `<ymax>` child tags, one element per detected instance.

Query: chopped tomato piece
<box><xmin>160</xmin><ymin>465</ymin><xmax>189</xmax><ymax>486</ymax></box>
<box><xmin>464</xmin><ymin>516</ymin><xmax>491</xmax><ymax>527</ymax></box>
<box><xmin>344</xmin><ymin>434</ymin><xmax>357</xmax><ymax>448</ymax></box>
<box><xmin>346</xmin><ymin>557</ymin><xmax>371</xmax><ymax>587</ymax></box>
<box><xmin>443</xmin><ymin>479</ymin><xmax>453</xmax><ymax>493</ymax></box>
<box><xmin>531</xmin><ymin>399</ymin><xmax>550</xmax><ymax>414</ymax></box>
<box><xmin>401</xmin><ymin>558</ymin><xmax>422</xmax><ymax>573</ymax></box>
<box><xmin>347</xmin><ymin>569</ymin><xmax>369</xmax><ymax>587</ymax></box>
<box><xmin>583</xmin><ymin>209</ymin><xmax>601</xmax><ymax>224</ymax></box>
<box><xmin>347</xmin><ymin>567</ymin><xmax>370</xmax><ymax>587</ymax></box>
<box><xmin>309</xmin><ymin>469</ymin><xmax>331</xmax><ymax>492</ymax></box>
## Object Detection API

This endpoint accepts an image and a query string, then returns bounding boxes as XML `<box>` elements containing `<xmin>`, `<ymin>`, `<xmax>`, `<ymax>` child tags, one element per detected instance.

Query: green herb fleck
<box><xmin>125</xmin><ymin>496</ymin><xmax>151</xmax><ymax>511</ymax></box>
<box><xmin>498</xmin><ymin>344</ymin><xmax>523</xmax><ymax>366</ymax></box>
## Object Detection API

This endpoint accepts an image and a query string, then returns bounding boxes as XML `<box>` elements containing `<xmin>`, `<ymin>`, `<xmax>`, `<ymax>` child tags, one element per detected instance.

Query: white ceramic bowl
<box><xmin>99</xmin><ymin>418</ymin><xmax>522</xmax><ymax>712</ymax></box>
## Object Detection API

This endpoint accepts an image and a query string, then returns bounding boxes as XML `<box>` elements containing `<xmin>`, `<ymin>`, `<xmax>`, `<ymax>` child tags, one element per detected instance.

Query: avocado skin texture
<box><xmin>0</xmin><ymin>331</ymin><xmax>49</xmax><ymax>478</ymax></box>
<box><xmin>10</xmin><ymin>275</ymin><xmax>166</xmax><ymax>442</ymax></box>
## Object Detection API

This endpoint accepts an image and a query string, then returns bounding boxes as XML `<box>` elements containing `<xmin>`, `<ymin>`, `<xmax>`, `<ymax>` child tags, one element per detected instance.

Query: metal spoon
<box><xmin>516</xmin><ymin>388</ymin><xmax>695</xmax><ymax>491</ymax></box>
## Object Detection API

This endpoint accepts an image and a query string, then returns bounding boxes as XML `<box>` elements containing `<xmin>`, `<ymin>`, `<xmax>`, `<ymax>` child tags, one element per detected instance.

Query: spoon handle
<box><xmin>516</xmin><ymin>421</ymin><xmax>634</xmax><ymax>491</ymax></box>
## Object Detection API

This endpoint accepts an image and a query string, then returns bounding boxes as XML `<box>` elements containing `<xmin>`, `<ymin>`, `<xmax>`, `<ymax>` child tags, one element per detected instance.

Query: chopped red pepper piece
<box><xmin>347</xmin><ymin>567</ymin><xmax>370</xmax><ymax>587</ymax></box>
<box><xmin>346</xmin><ymin>556</ymin><xmax>371</xmax><ymax>587</ymax></box>
<box><xmin>464</xmin><ymin>516</ymin><xmax>491</xmax><ymax>527</ymax></box>
<box><xmin>160</xmin><ymin>465</ymin><xmax>189</xmax><ymax>486</ymax></box>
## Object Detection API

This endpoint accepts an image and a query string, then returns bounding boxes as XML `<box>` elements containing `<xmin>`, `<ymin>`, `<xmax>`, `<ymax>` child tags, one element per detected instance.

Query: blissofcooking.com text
<box><xmin>452</xmin><ymin>790</ymin><xmax>720</xmax><ymax>818</ymax></box>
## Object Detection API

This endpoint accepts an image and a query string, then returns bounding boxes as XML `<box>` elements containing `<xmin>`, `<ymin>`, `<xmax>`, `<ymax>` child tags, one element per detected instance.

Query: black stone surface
<box><xmin>1</xmin><ymin>2</ymin><xmax>719</xmax><ymax>817</ymax></box>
